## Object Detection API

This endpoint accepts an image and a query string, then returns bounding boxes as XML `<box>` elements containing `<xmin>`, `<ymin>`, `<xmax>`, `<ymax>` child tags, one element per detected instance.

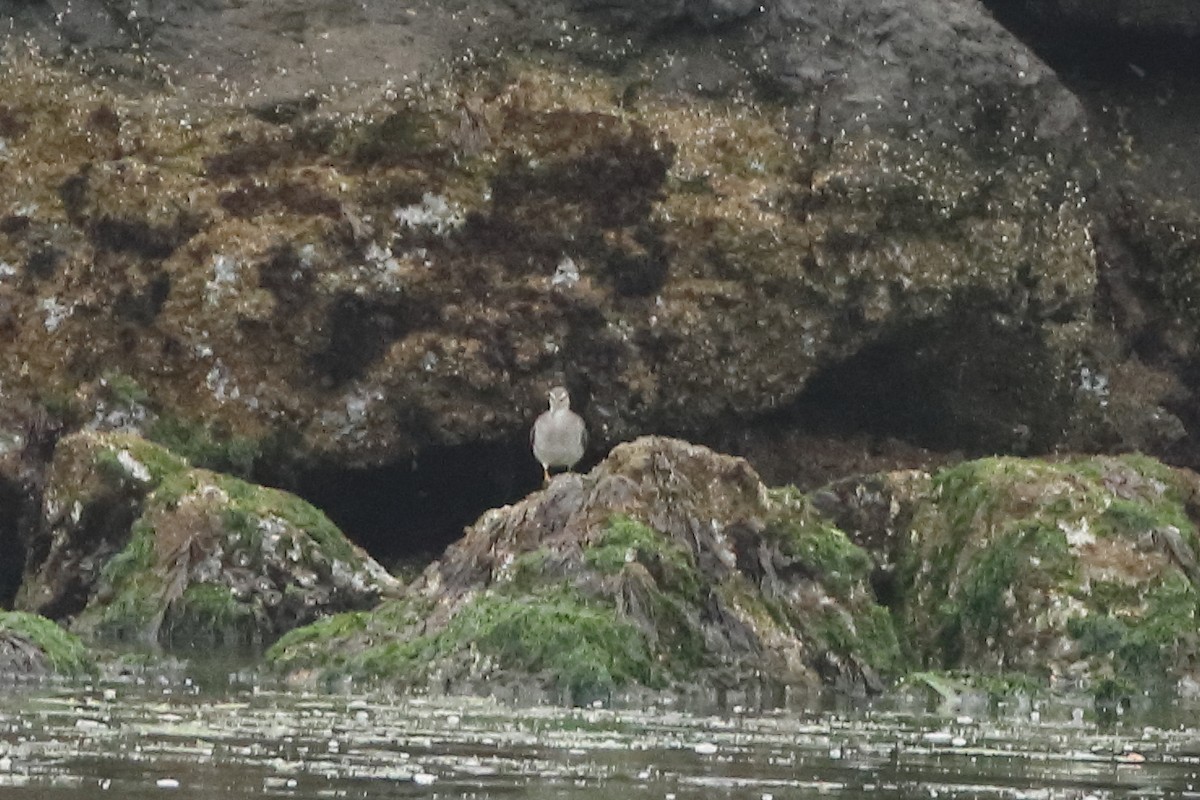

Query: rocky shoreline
<box><xmin>2</xmin><ymin>0</ymin><xmax>1200</xmax><ymax>704</ymax></box>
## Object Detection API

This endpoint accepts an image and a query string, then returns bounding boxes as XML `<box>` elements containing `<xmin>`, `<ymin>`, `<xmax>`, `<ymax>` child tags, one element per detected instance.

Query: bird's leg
<box><xmin>542</xmin><ymin>465</ymin><xmax>550</xmax><ymax>485</ymax></box>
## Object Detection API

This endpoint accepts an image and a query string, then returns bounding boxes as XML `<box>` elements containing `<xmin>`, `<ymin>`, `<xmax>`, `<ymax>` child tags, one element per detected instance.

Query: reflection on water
<box><xmin>1</xmin><ymin>664</ymin><xmax>1199</xmax><ymax>799</ymax></box>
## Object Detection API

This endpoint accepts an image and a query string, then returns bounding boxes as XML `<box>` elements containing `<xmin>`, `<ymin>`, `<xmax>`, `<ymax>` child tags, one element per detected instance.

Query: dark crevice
<box><xmin>294</xmin><ymin>435</ymin><xmax>545</xmax><ymax>567</ymax></box>
<box><xmin>790</xmin><ymin>323</ymin><xmax>1065</xmax><ymax>455</ymax></box>
<box><xmin>982</xmin><ymin>2</ymin><xmax>1200</xmax><ymax>81</ymax></box>
<box><xmin>0</xmin><ymin>476</ymin><xmax>25</xmax><ymax>608</ymax></box>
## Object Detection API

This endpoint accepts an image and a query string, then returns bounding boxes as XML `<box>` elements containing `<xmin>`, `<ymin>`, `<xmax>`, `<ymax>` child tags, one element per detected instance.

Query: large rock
<box><xmin>267</xmin><ymin>437</ymin><xmax>901</xmax><ymax>701</ymax></box>
<box><xmin>898</xmin><ymin>454</ymin><xmax>1200</xmax><ymax>696</ymax></box>
<box><xmin>16</xmin><ymin>431</ymin><xmax>400</xmax><ymax>644</ymax></box>
<box><xmin>0</xmin><ymin>35</ymin><xmax>1097</xmax><ymax>473</ymax></box>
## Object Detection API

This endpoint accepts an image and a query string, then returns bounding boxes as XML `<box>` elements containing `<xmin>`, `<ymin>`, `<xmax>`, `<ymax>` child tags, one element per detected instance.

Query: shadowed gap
<box><xmin>0</xmin><ymin>477</ymin><xmax>24</xmax><ymax>607</ymax></box>
<box><xmin>294</xmin><ymin>435</ymin><xmax>543</xmax><ymax>569</ymax></box>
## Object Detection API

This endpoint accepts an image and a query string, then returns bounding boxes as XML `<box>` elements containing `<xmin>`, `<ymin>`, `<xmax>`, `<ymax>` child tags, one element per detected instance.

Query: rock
<box><xmin>16</xmin><ymin>431</ymin><xmax>400</xmax><ymax>645</ymax></box>
<box><xmin>267</xmin><ymin>436</ymin><xmax>900</xmax><ymax>701</ymax></box>
<box><xmin>0</xmin><ymin>611</ymin><xmax>93</xmax><ymax>679</ymax></box>
<box><xmin>0</xmin><ymin>47</ymin><xmax>1097</xmax><ymax>474</ymax></box>
<box><xmin>898</xmin><ymin>454</ymin><xmax>1200</xmax><ymax>695</ymax></box>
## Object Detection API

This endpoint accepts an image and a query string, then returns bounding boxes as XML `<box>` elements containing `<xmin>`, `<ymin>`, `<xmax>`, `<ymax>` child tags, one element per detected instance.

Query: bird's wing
<box><xmin>579</xmin><ymin>416</ymin><xmax>589</xmax><ymax>453</ymax></box>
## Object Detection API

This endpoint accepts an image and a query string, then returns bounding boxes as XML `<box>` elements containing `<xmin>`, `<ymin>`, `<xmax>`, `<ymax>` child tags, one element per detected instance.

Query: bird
<box><xmin>531</xmin><ymin>386</ymin><xmax>587</xmax><ymax>484</ymax></box>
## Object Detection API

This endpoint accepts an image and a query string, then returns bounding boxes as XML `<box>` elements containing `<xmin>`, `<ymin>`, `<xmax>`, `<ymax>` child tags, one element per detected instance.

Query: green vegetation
<box><xmin>1067</xmin><ymin>573</ymin><xmax>1200</xmax><ymax>694</ymax></box>
<box><xmin>585</xmin><ymin>516</ymin><xmax>702</xmax><ymax>602</ymax></box>
<box><xmin>0</xmin><ymin>612</ymin><xmax>95</xmax><ymax>676</ymax></box>
<box><xmin>766</xmin><ymin>488</ymin><xmax>873</xmax><ymax>597</ymax></box>
<box><xmin>68</xmin><ymin>432</ymin><xmax>363</xmax><ymax>645</ymax></box>
<box><xmin>269</xmin><ymin>585</ymin><xmax>662</xmax><ymax>703</ymax></box>
<box><xmin>899</xmin><ymin>454</ymin><xmax>1200</xmax><ymax>697</ymax></box>
<box><xmin>163</xmin><ymin>583</ymin><xmax>261</xmax><ymax>644</ymax></box>
<box><xmin>146</xmin><ymin>416</ymin><xmax>263</xmax><ymax>477</ymax></box>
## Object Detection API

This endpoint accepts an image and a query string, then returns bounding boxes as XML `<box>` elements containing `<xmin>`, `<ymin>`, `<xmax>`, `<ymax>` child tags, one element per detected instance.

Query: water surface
<box><xmin>1</xmin><ymin>667</ymin><xmax>1198</xmax><ymax>799</ymax></box>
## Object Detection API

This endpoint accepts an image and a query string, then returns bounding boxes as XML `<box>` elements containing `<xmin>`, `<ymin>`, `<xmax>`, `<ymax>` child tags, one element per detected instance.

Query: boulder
<box><xmin>898</xmin><ymin>454</ymin><xmax>1200</xmax><ymax>696</ymax></box>
<box><xmin>16</xmin><ymin>431</ymin><xmax>399</xmax><ymax>645</ymax></box>
<box><xmin>0</xmin><ymin>44</ymin><xmax>1097</xmax><ymax>474</ymax></box>
<box><xmin>268</xmin><ymin>437</ymin><xmax>900</xmax><ymax>702</ymax></box>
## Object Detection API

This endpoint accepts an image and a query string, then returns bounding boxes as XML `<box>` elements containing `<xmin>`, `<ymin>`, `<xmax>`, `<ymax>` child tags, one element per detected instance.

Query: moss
<box><xmin>764</xmin><ymin>493</ymin><xmax>872</xmax><ymax>598</ymax></box>
<box><xmin>88</xmin><ymin>578</ymin><xmax>159</xmax><ymax>641</ymax></box>
<box><xmin>269</xmin><ymin>585</ymin><xmax>659</xmax><ymax>703</ymax></box>
<box><xmin>929</xmin><ymin>524</ymin><xmax>1072</xmax><ymax>665</ymax></box>
<box><xmin>97</xmin><ymin>519</ymin><xmax>156</xmax><ymax>590</ymax></box>
<box><xmin>1068</xmin><ymin>573</ymin><xmax>1200</xmax><ymax>696</ymax></box>
<box><xmin>449</xmin><ymin>587</ymin><xmax>658</xmax><ymax>702</ymax></box>
<box><xmin>100</xmin><ymin>370</ymin><xmax>149</xmax><ymax>406</ymax></box>
<box><xmin>145</xmin><ymin>415</ymin><xmax>262</xmax><ymax>476</ymax></box>
<box><xmin>265</xmin><ymin>610</ymin><xmax>375</xmax><ymax>680</ymax></box>
<box><xmin>586</xmin><ymin>515</ymin><xmax>702</xmax><ymax>602</ymax></box>
<box><xmin>0</xmin><ymin>611</ymin><xmax>94</xmax><ymax>676</ymax></box>
<box><xmin>163</xmin><ymin>582</ymin><xmax>259</xmax><ymax>644</ymax></box>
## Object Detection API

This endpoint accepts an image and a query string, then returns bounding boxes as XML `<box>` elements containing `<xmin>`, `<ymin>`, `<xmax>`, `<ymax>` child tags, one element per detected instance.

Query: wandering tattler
<box><xmin>531</xmin><ymin>386</ymin><xmax>587</xmax><ymax>483</ymax></box>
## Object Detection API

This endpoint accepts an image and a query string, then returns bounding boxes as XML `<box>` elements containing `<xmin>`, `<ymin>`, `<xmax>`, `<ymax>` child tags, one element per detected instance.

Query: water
<box><xmin>1</xmin><ymin>668</ymin><xmax>1199</xmax><ymax>800</ymax></box>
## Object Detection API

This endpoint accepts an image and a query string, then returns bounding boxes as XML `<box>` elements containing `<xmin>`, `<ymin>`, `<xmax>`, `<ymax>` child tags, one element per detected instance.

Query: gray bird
<box><xmin>531</xmin><ymin>386</ymin><xmax>587</xmax><ymax>484</ymax></box>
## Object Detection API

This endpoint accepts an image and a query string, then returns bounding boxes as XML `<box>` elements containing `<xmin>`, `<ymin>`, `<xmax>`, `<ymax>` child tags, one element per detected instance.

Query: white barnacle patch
<box><xmin>552</xmin><ymin>256</ymin><xmax>580</xmax><ymax>288</ymax></box>
<box><xmin>258</xmin><ymin>514</ymin><xmax>288</xmax><ymax>554</ymax></box>
<box><xmin>40</xmin><ymin>296</ymin><xmax>72</xmax><ymax>332</ymax></box>
<box><xmin>206</xmin><ymin>360</ymin><xmax>240</xmax><ymax>401</ymax></box>
<box><xmin>206</xmin><ymin>254</ymin><xmax>240</xmax><ymax>306</ymax></box>
<box><xmin>0</xmin><ymin>261</ymin><xmax>16</xmax><ymax>280</ymax></box>
<box><xmin>115</xmin><ymin>449</ymin><xmax>151</xmax><ymax>483</ymax></box>
<box><xmin>1078</xmin><ymin>366</ymin><xmax>1110</xmax><ymax>408</ymax></box>
<box><xmin>1059</xmin><ymin>517</ymin><xmax>1094</xmax><ymax>548</ymax></box>
<box><xmin>393</xmin><ymin>192</ymin><xmax>465</xmax><ymax>235</ymax></box>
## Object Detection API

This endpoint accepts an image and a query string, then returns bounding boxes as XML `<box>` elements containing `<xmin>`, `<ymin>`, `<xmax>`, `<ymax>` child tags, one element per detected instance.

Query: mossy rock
<box><xmin>898</xmin><ymin>454</ymin><xmax>1200</xmax><ymax>695</ymax></box>
<box><xmin>268</xmin><ymin>437</ymin><xmax>903</xmax><ymax>700</ymax></box>
<box><xmin>19</xmin><ymin>430</ymin><xmax>397</xmax><ymax>646</ymax></box>
<box><xmin>0</xmin><ymin>611</ymin><xmax>94</xmax><ymax>678</ymax></box>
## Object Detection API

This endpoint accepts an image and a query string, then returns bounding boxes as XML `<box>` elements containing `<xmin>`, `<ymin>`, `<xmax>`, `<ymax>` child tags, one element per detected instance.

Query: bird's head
<box><xmin>547</xmin><ymin>386</ymin><xmax>571</xmax><ymax>411</ymax></box>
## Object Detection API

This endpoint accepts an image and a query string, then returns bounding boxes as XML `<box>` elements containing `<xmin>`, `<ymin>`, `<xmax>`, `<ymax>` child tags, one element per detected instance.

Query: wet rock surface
<box><xmin>2</xmin><ymin>0</ymin><xmax>1200</xmax><ymax>703</ymax></box>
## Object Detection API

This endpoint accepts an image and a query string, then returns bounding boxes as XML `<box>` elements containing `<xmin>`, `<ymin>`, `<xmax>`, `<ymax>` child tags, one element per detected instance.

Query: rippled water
<box><xmin>2</xmin><ymin>663</ymin><xmax>1199</xmax><ymax>800</ymax></box>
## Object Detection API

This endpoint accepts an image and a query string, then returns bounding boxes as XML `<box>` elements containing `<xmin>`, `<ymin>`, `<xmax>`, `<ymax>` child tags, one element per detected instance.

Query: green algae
<box><xmin>163</xmin><ymin>583</ymin><xmax>260</xmax><ymax>644</ymax></box>
<box><xmin>766</xmin><ymin>488</ymin><xmax>873</xmax><ymax>593</ymax></box>
<box><xmin>64</xmin><ymin>432</ymin><xmax>366</xmax><ymax>644</ymax></box>
<box><xmin>1067</xmin><ymin>573</ymin><xmax>1200</xmax><ymax>694</ymax></box>
<box><xmin>268</xmin><ymin>585</ymin><xmax>661</xmax><ymax>703</ymax></box>
<box><xmin>146</xmin><ymin>416</ymin><xmax>264</xmax><ymax>477</ymax></box>
<box><xmin>899</xmin><ymin>454</ymin><xmax>1200</xmax><ymax>694</ymax></box>
<box><xmin>586</xmin><ymin>515</ymin><xmax>702</xmax><ymax>602</ymax></box>
<box><xmin>0</xmin><ymin>611</ymin><xmax>95</xmax><ymax>676</ymax></box>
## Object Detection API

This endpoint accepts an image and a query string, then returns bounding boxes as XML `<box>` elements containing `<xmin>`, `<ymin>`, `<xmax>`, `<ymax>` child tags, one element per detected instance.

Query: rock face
<box><xmin>270</xmin><ymin>439</ymin><xmax>1200</xmax><ymax>700</ymax></box>
<box><xmin>268</xmin><ymin>437</ymin><xmax>900</xmax><ymax>702</ymax></box>
<box><xmin>16</xmin><ymin>431</ymin><xmax>399</xmax><ymax>645</ymax></box>
<box><xmin>0</xmin><ymin>41</ymin><xmax>1098</xmax><ymax>477</ymax></box>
